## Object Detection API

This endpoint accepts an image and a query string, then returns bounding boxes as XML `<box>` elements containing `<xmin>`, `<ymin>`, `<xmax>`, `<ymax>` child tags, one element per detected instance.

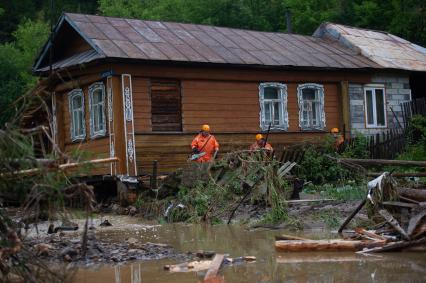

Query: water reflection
<box><xmin>75</xmin><ymin>224</ymin><xmax>426</xmax><ymax>283</ymax></box>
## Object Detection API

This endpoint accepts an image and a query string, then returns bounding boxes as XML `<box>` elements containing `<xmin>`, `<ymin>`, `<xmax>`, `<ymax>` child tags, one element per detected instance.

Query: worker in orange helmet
<box><xmin>250</xmin><ymin>134</ymin><xmax>273</xmax><ymax>152</ymax></box>
<box><xmin>190</xmin><ymin>124</ymin><xmax>219</xmax><ymax>162</ymax></box>
<box><xmin>331</xmin><ymin>127</ymin><xmax>344</xmax><ymax>150</ymax></box>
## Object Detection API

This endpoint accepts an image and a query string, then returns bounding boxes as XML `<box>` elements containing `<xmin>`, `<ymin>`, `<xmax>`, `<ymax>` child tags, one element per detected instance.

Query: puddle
<box><xmin>74</xmin><ymin>223</ymin><xmax>426</xmax><ymax>282</ymax></box>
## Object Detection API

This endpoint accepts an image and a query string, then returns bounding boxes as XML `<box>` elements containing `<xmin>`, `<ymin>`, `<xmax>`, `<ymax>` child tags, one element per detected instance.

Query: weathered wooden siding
<box><xmin>135</xmin><ymin>132</ymin><xmax>327</xmax><ymax>174</ymax></box>
<box><xmin>133</xmin><ymin>77</ymin><xmax>151</xmax><ymax>132</ymax></box>
<box><xmin>59</xmin><ymin>79</ymin><xmax>111</xmax><ymax>176</ymax></box>
<box><xmin>181</xmin><ymin>80</ymin><xmax>340</xmax><ymax>132</ymax></box>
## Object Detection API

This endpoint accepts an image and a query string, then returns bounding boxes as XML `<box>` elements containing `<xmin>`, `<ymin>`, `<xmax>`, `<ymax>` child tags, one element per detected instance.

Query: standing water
<box><xmin>74</xmin><ymin>222</ymin><xmax>426</xmax><ymax>282</ymax></box>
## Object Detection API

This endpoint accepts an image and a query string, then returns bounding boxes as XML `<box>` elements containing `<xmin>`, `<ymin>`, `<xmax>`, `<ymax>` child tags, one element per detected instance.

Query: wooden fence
<box><xmin>401</xmin><ymin>97</ymin><xmax>426</xmax><ymax>127</ymax></box>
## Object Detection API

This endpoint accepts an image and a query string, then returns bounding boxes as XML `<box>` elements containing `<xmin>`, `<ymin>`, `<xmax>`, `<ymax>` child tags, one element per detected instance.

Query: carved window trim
<box><xmin>258</xmin><ymin>82</ymin><xmax>288</xmax><ymax>131</ymax></box>
<box><xmin>68</xmin><ymin>89</ymin><xmax>86</xmax><ymax>142</ymax></box>
<box><xmin>297</xmin><ymin>83</ymin><xmax>326</xmax><ymax>131</ymax></box>
<box><xmin>88</xmin><ymin>82</ymin><xmax>107</xmax><ymax>138</ymax></box>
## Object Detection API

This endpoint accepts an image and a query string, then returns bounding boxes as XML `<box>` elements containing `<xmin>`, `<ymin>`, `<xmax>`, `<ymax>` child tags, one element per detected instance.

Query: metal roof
<box><xmin>314</xmin><ymin>23</ymin><xmax>426</xmax><ymax>72</ymax></box>
<box><xmin>34</xmin><ymin>13</ymin><xmax>382</xmax><ymax>73</ymax></box>
<box><xmin>36</xmin><ymin>49</ymin><xmax>103</xmax><ymax>72</ymax></box>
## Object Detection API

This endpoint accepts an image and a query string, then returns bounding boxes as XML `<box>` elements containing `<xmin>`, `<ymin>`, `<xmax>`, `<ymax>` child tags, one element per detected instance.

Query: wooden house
<box><xmin>32</xmin><ymin>13</ymin><xmax>423</xmax><ymax>178</ymax></box>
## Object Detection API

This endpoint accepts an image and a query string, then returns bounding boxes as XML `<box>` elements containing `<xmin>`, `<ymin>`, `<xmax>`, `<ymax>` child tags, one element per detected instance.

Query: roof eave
<box><xmin>32</xmin><ymin>13</ymin><xmax>105</xmax><ymax>74</ymax></box>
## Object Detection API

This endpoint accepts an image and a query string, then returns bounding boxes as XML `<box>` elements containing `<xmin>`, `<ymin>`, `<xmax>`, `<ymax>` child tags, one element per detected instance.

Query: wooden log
<box><xmin>1</xmin><ymin>157</ymin><xmax>119</xmax><ymax>177</ymax></box>
<box><xmin>204</xmin><ymin>254</ymin><xmax>225</xmax><ymax>281</ymax></box>
<box><xmin>276</xmin><ymin>254</ymin><xmax>383</xmax><ymax>263</ymax></box>
<box><xmin>275</xmin><ymin>239</ymin><xmax>386</xmax><ymax>252</ymax></box>
<box><xmin>336</xmin><ymin>158</ymin><xmax>426</xmax><ymax>167</ymax></box>
<box><xmin>397</xmin><ymin>188</ymin><xmax>426</xmax><ymax>202</ymax></box>
<box><xmin>367</xmin><ymin>172</ymin><xmax>426</xmax><ymax>177</ymax></box>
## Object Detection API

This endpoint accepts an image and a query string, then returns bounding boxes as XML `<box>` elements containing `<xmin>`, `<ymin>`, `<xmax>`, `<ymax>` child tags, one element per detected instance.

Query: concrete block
<box><xmin>386</xmin><ymin>88</ymin><xmax>398</xmax><ymax>95</ymax></box>
<box><xmin>349</xmin><ymin>93</ymin><xmax>363</xmax><ymax>100</ymax></box>
<box><xmin>391</xmin><ymin>94</ymin><xmax>406</xmax><ymax>100</ymax></box>
<box><xmin>391</xmin><ymin>82</ymin><xmax>404</xmax><ymax>89</ymax></box>
<box><xmin>398</xmin><ymin>76</ymin><xmax>409</xmax><ymax>83</ymax></box>
<box><xmin>398</xmin><ymin>88</ymin><xmax>411</xmax><ymax>95</ymax></box>
<box><xmin>351</xmin><ymin>122</ymin><xmax>365</xmax><ymax>128</ymax></box>
<box><xmin>403</xmin><ymin>83</ymin><xmax>410</xmax><ymax>89</ymax></box>
<box><xmin>350</xmin><ymin>100</ymin><xmax>364</xmax><ymax>106</ymax></box>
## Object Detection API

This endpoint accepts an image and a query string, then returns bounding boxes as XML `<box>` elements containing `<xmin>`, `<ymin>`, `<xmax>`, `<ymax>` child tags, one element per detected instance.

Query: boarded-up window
<box><xmin>151</xmin><ymin>80</ymin><xmax>182</xmax><ymax>131</ymax></box>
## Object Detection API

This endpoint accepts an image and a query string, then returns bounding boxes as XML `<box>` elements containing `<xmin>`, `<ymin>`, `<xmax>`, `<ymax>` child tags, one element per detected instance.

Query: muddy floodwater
<box><xmin>72</xmin><ymin>218</ymin><xmax>426</xmax><ymax>283</ymax></box>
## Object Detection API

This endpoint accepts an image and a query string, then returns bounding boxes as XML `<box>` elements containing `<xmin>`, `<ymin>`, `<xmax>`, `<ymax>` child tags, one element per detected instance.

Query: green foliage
<box><xmin>341</xmin><ymin>134</ymin><xmax>369</xmax><ymax>159</ymax></box>
<box><xmin>297</xmin><ymin>133</ymin><xmax>370</xmax><ymax>184</ymax></box>
<box><xmin>314</xmin><ymin>209</ymin><xmax>341</xmax><ymax>228</ymax></box>
<box><xmin>0</xmin><ymin>19</ymin><xmax>49</xmax><ymax>125</ymax></box>
<box><xmin>304</xmin><ymin>182</ymin><xmax>367</xmax><ymax>201</ymax></box>
<box><xmin>297</xmin><ymin>136</ymin><xmax>352</xmax><ymax>184</ymax></box>
<box><xmin>408</xmin><ymin>115</ymin><xmax>426</xmax><ymax>144</ymax></box>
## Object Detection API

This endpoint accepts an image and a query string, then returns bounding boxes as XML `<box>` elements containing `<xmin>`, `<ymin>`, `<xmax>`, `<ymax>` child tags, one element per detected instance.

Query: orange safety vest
<box><xmin>249</xmin><ymin>142</ymin><xmax>273</xmax><ymax>151</ymax></box>
<box><xmin>191</xmin><ymin>133</ymin><xmax>219</xmax><ymax>162</ymax></box>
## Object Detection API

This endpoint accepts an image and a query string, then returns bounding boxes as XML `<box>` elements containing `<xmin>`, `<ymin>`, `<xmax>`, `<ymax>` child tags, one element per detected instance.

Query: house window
<box><xmin>68</xmin><ymin>89</ymin><xmax>85</xmax><ymax>141</ymax></box>
<box><xmin>259</xmin><ymin>83</ymin><xmax>288</xmax><ymax>130</ymax></box>
<box><xmin>89</xmin><ymin>82</ymin><xmax>107</xmax><ymax>137</ymax></box>
<box><xmin>297</xmin><ymin>83</ymin><xmax>326</xmax><ymax>130</ymax></box>
<box><xmin>364</xmin><ymin>86</ymin><xmax>386</xmax><ymax>128</ymax></box>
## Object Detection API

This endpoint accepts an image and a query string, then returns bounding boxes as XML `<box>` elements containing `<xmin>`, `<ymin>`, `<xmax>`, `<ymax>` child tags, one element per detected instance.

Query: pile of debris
<box><xmin>139</xmin><ymin>150</ymin><xmax>299</xmax><ymax>223</ymax></box>
<box><xmin>275</xmin><ymin>172</ymin><xmax>425</xmax><ymax>253</ymax></box>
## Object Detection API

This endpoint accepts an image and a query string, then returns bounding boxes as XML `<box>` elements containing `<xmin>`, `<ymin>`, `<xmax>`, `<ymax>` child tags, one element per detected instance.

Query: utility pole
<box><xmin>49</xmin><ymin>0</ymin><xmax>55</xmax><ymax>75</ymax></box>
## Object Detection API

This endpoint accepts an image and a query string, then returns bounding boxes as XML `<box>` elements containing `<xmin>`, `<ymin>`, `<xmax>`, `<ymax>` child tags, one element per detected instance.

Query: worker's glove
<box><xmin>192</xmin><ymin>148</ymin><xmax>200</xmax><ymax>154</ymax></box>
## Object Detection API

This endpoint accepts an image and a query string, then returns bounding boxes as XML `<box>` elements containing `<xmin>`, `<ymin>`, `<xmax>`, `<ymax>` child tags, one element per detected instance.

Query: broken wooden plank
<box><xmin>204</xmin><ymin>254</ymin><xmax>225</xmax><ymax>281</ymax></box>
<box><xmin>338</xmin><ymin>199</ymin><xmax>367</xmax><ymax>234</ymax></box>
<box><xmin>165</xmin><ymin>260</ymin><xmax>212</xmax><ymax>272</ymax></box>
<box><xmin>275</xmin><ymin>234</ymin><xmax>311</xmax><ymax>241</ymax></box>
<box><xmin>355</xmin><ymin>228</ymin><xmax>387</xmax><ymax>241</ymax></box>
<box><xmin>275</xmin><ymin>239</ymin><xmax>386</xmax><ymax>252</ymax></box>
<box><xmin>378</xmin><ymin>209</ymin><xmax>410</xmax><ymax>240</ymax></box>
<box><xmin>407</xmin><ymin>209</ymin><xmax>426</xmax><ymax>237</ymax></box>
<box><xmin>356</xmin><ymin>238</ymin><xmax>426</xmax><ymax>254</ymax></box>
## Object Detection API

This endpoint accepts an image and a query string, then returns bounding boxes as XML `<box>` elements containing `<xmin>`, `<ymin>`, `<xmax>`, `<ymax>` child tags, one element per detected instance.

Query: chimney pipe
<box><xmin>285</xmin><ymin>9</ymin><xmax>292</xmax><ymax>33</ymax></box>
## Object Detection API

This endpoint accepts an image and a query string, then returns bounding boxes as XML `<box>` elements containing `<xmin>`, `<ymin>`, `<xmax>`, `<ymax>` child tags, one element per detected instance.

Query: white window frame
<box><xmin>258</xmin><ymin>82</ymin><xmax>288</xmax><ymax>131</ymax></box>
<box><xmin>364</xmin><ymin>84</ymin><xmax>387</xmax><ymax>128</ymax></box>
<box><xmin>68</xmin><ymin>89</ymin><xmax>86</xmax><ymax>142</ymax></box>
<box><xmin>297</xmin><ymin>83</ymin><xmax>326</xmax><ymax>130</ymax></box>
<box><xmin>89</xmin><ymin>82</ymin><xmax>107</xmax><ymax>138</ymax></box>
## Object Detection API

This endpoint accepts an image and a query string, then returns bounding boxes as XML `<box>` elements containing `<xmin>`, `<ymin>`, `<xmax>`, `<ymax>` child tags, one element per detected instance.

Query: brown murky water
<box><xmin>74</xmin><ymin>223</ymin><xmax>426</xmax><ymax>283</ymax></box>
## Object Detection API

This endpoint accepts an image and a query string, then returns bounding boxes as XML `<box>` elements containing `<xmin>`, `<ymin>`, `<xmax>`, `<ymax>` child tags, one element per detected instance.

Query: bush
<box><xmin>408</xmin><ymin>115</ymin><xmax>426</xmax><ymax>144</ymax></box>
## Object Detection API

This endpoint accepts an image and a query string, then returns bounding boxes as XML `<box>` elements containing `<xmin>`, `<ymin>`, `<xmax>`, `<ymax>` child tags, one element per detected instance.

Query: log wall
<box><xmin>135</xmin><ymin>132</ymin><xmax>326</xmax><ymax>174</ymax></box>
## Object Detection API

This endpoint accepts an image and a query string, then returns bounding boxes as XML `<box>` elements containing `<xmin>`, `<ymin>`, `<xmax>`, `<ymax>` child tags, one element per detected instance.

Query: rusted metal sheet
<box><xmin>133</xmin><ymin>42</ymin><xmax>168</xmax><ymax>60</ymax></box>
<box><xmin>35</xmin><ymin>12</ymin><xmax>390</xmax><ymax>73</ymax></box>
<box><xmin>315</xmin><ymin>23</ymin><xmax>426</xmax><ymax>71</ymax></box>
<box><xmin>91</xmin><ymin>39</ymin><xmax>127</xmax><ymax>57</ymax></box>
<box><xmin>37</xmin><ymin>50</ymin><xmax>102</xmax><ymax>72</ymax></box>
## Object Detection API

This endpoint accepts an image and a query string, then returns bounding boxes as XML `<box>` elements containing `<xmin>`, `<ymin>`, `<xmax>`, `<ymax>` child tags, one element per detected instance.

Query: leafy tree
<box><xmin>0</xmin><ymin>20</ymin><xmax>49</xmax><ymax>125</ymax></box>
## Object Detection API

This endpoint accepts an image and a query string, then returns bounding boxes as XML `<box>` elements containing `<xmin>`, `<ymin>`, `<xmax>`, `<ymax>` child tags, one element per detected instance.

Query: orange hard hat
<box><xmin>201</xmin><ymin>124</ymin><xmax>210</xmax><ymax>132</ymax></box>
<box><xmin>256</xmin><ymin>134</ymin><xmax>264</xmax><ymax>141</ymax></box>
<box><xmin>331</xmin><ymin>127</ymin><xmax>339</xmax><ymax>134</ymax></box>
